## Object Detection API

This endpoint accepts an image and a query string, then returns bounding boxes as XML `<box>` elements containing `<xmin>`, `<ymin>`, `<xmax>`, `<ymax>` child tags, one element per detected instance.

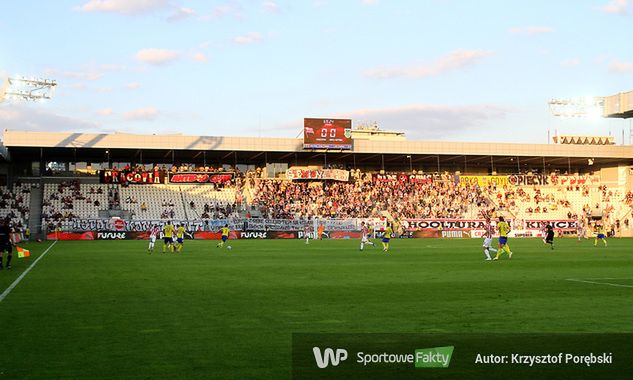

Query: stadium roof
<box><xmin>5</xmin><ymin>129</ymin><xmax>633</xmax><ymax>157</ymax></box>
<box><xmin>3</xmin><ymin>129</ymin><xmax>633</xmax><ymax>170</ymax></box>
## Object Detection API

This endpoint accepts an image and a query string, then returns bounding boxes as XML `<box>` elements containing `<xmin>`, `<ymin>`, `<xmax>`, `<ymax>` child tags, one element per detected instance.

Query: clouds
<box><xmin>124</xmin><ymin>107</ymin><xmax>159</xmax><ymax>121</ymax></box>
<box><xmin>96</xmin><ymin>108</ymin><xmax>113</xmax><ymax>116</ymax></box>
<box><xmin>135</xmin><ymin>48</ymin><xmax>180</xmax><ymax>65</ymax></box>
<box><xmin>199</xmin><ymin>2</ymin><xmax>244</xmax><ymax>21</ymax></box>
<box><xmin>509</xmin><ymin>26</ymin><xmax>554</xmax><ymax>35</ymax></box>
<box><xmin>126</xmin><ymin>82</ymin><xmax>141</xmax><ymax>90</ymax></box>
<box><xmin>0</xmin><ymin>104</ymin><xmax>101</xmax><ymax>132</ymax></box>
<box><xmin>78</xmin><ymin>0</ymin><xmax>169</xmax><ymax>15</ymax></box>
<box><xmin>608</xmin><ymin>60</ymin><xmax>633</xmax><ymax>73</ymax></box>
<box><xmin>44</xmin><ymin>63</ymin><xmax>127</xmax><ymax>86</ymax></box>
<box><xmin>336</xmin><ymin>104</ymin><xmax>510</xmax><ymax>138</ymax></box>
<box><xmin>234</xmin><ymin>32</ymin><xmax>263</xmax><ymax>45</ymax></box>
<box><xmin>364</xmin><ymin>50</ymin><xmax>493</xmax><ymax>79</ymax></box>
<box><xmin>600</xmin><ymin>0</ymin><xmax>629</xmax><ymax>15</ymax></box>
<box><xmin>135</xmin><ymin>47</ymin><xmax>209</xmax><ymax>66</ymax></box>
<box><xmin>560</xmin><ymin>58</ymin><xmax>581</xmax><ymax>67</ymax></box>
<box><xmin>167</xmin><ymin>7</ymin><xmax>195</xmax><ymax>22</ymax></box>
<box><xmin>192</xmin><ymin>52</ymin><xmax>208</xmax><ymax>62</ymax></box>
<box><xmin>262</xmin><ymin>1</ymin><xmax>280</xmax><ymax>13</ymax></box>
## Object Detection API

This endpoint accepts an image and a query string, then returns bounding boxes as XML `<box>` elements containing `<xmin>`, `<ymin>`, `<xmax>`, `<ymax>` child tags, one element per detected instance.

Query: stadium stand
<box><xmin>0</xmin><ymin>168</ymin><xmax>626</xmax><ymax>238</ymax></box>
<box><xmin>118</xmin><ymin>184</ymin><xmax>186</xmax><ymax>220</ymax></box>
<box><xmin>179</xmin><ymin>184</ymin><xmax>240</xmax><ymax>219</ymax></box>
<box><xmin>0</xmin><ymin>183</ymin><xmax>31</xmax><ymax>228</ymax></box>
<box><xmin>2</xmin><ymin>130</ymin><xmax>632</xmax><ymax>238</ymax></box>
<box><xmin>247</xmin><ymin>174</ymin><xmax>494</xmax><ymax>220</ymax></box>
<box><xmin>41</xmin><ymin>181</ymin><xmax>110</xmax><ymax>227</ymax></box>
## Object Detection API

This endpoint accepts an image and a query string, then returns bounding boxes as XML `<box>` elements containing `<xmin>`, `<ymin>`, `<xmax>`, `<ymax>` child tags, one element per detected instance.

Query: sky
<box><xmin>1</xmin><ymin>0</ymin><xmax>632</xmax><ymax>144</ymax></box>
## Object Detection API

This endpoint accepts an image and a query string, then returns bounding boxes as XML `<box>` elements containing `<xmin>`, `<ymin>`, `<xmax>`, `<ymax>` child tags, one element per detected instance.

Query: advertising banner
<box><xmin>411</xmin><ymin>230</ymin><xmax>441</xmax><ymax>238</ymax></box>
<box><xmin>523</xmin><ymin>220</ymin><xmax>578</xmax><ymax>230</ymax></box>
<box><xmin>168</xmin><ymin>172</ymin><xmax>234</xmax><ymax>184</ymax></box>
<box><xmin>47</xmin><ymin>231</ymin><xmax>96</xmax><ymax>240</ymax></box>
<box><xmin>404</xmin><ymin>219</ymin><xmax>488</xmax><ymax>231</ymax></box>
<box><xmin>508</xmin><ymin>174</ymin><xmax>600</xmax><ymax>186</ymax></box>
<box><xmin>458</xmin><ymin>175</ymin><xmax>508</xmax><ymax>187</ymax></box>
<box><xmin>301</xmin><ymin>231</ymin><xmax>362</xmax><ymax>239</ymax></box>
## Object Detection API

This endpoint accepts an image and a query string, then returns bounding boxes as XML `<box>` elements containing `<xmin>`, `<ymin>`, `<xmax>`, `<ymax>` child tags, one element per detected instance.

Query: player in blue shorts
<box><xmin>162</xmin><ymin>221</ymin><xmax>175</xmax><ymax>253</ymax></box>
<box><xmin>594</xmin><ymin>224</ymin><xmax>608</xmax><ymax>247</ymax></box>
<box><xmin>217</xmin><ymin>224</ymin><xmax>230</xmax><ymax>248</ymax></box>
<box><xmin>382</xmin><ymin>223</ymin><xmax>393</xmax><ymax>252</ymax></box>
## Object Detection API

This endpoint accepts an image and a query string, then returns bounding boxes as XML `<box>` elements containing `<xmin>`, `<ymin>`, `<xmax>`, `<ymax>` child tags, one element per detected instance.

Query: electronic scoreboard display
<box><xmin>303</xmin><ymin>118</ymin><xmax>353</xmax><ymax>149</ymax></box>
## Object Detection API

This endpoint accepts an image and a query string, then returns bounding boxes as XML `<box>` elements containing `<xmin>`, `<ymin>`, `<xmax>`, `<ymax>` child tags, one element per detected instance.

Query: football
<box><xmin>227</xmin><ymin>245</ymin><xmax>232</xmax><ymax>250</ymax></box>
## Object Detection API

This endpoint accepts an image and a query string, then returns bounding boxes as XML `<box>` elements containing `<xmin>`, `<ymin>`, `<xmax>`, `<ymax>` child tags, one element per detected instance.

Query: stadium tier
<box><xmin>1</xmin><ymin>130</ymin><xmax>633</xmax><ymax>239</ymax></box>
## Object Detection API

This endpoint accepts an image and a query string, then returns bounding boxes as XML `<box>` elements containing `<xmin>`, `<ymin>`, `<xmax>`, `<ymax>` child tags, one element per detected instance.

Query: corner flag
<box><xmin>17</xmin><ymin>246</ymin><xmax>31</xmax><ymax>258</ymax></box>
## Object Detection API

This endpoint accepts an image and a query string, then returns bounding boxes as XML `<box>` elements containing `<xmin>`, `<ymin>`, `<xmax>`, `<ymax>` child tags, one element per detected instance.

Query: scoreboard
<box><xmin>303</xmin><ymin>118</ymin><xmax>353</xmax><ymax>149</ymax></box>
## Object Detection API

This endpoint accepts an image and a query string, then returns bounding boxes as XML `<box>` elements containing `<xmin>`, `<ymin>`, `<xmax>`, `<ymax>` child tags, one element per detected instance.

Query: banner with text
<box><xmin>99</xmin><ymin>169</ymin><xmax>166</xmax><ymax>185</ymax></box>
<box><xmin>372</xmin><ymin>173</ymin><xmax>434</xmax><ymax>183</ymax></box>
<box><xmin>67</xmin><ymin>218</ymin><xmax>359</xmax><ymax>232</ymax></box>
<box><xmin>458</xmin><ymin>175</ymin><xmax>509</xmax><ymax>187</ymax></box>
<box><xmin>286</xmin><ymin>168</ymin><xmax>350</xmax><ymax>182</ymax></box>
<box><xmin>508</xmin><ymin>174</ymin><xmax>600</xmax><ymax>186</ymax></box>
<box><xmin>168</xmin><ymin>172</ymin><xmax>234</xmax><ymax>184</ymax></box>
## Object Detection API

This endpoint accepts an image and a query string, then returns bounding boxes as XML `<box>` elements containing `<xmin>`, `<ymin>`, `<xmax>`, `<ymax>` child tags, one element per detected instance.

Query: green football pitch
<box><xmin>0</xmin><ymin>238</ymin><xmax>631</xmax><ymax>379</ymax></box>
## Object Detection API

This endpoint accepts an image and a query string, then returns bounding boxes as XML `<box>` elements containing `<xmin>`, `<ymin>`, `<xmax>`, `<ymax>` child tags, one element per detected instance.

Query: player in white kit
<box><xmin>360</xmin><ymin>221</ymin><xmax>375</xmax><ymax>251</ymax></box>
<box><xmin>148</xmin><ymin>224</ymin><xmax>160</xmax><ymax>254</ymax></box>
<box><xmin>576</xmin><ymin>220</ymin><xmax>585</xmax><ymax>242</ymax></box>
<box><xmin>482</xmin><ymin>218</ymin><xmax>498</xmax><ymax>260</ymax></box>
<box><xmin>304</xmin><ymin>222</ymin><xmax>312</xmax><ymax>245</ymax></box>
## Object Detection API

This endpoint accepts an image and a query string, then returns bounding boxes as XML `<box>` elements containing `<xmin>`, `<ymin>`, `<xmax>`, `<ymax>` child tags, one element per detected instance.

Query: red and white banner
<box><xmin>286</xmin><ymin>168</ymin><xmax>350</xmax><ymax>182</ymax></box>
<box><xmin>373</xmin><ymin>173</ymin><xmax>434</xmax><ymax>183</ymax></box>
<box><xmin>99</xmin><ymin>169</ymin><xmax>166</xmax><ymax>185</ymax></box>
<box><xmin>168</xmin><ymin>172</ymin><xmax>234</xmax><ymax>184</ymax></box>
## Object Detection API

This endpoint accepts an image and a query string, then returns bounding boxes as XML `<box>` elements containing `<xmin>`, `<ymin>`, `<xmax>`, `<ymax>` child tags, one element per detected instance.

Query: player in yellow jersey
<box><xmin>493</xmin><ymin>216</ymin><xmax>513</xmax><ymax>260</ymax></box>
<box><xmin>594</xmin><ymin>224</ymin><xmax>608</xmax><ymax>247</ymax></box>
<box><xmin>162</xmin><ymin>221</ymin><xmax>175</xmax><ymax>253</ymax></box>
<box><xmin>217</xmin><ymin>224</ymin><xmax>230</xmax><ymax>248</ymax></box>
<box><xmin>382</xmin><ymin>223</ymin><xmax>393</xmax><ymax>252</ymax></box>
<box><xmin>174</xmin><ymin>224</ymin><xmax>192</xmax><ymax>252</ymax></box>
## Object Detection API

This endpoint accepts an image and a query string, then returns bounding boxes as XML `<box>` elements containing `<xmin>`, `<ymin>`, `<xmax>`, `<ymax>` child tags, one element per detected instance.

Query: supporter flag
<box><xmin>17</xmin><ymin>246</ymin><xmax>31</xmax><ymax>258</ymax></box>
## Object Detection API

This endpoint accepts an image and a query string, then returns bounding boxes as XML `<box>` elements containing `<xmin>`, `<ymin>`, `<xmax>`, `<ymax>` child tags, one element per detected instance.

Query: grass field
<box><xmin>1</xmin><ymin>237</ymin><xmax>632</xmax><ymax>379</ymax></box>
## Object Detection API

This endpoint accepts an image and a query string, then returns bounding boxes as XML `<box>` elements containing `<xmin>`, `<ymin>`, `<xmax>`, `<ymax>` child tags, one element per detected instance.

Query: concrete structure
<box><xmin>3</xmin><ymin>130</ymin><xmax>633</xmax><ymax>176</ymax></box>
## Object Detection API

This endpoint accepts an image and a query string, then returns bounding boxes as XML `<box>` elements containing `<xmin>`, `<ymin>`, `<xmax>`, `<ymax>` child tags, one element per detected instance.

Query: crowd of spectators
<box><xmin>11</xmin><ymin>165</ymin><xmax>633</xmax><ymax>235</ymax></box>
<box><xmin>249</xmin><ymin>173</ymin><xmax>493</xmax><ymax>219</ymax></box>
<box><xmin>0</xmin><ymin>183</ymin><xmax>31</xmax><ymax>228</ymax></box>
<box><xmin>195</xmin><ymin>202</ymin><xmax>237</xmax><ymax>219</ymax></box>
<box><xmin>107</xmin><ymin>163</ymin><xmax>244</xmax><ymax>175</ymax></box>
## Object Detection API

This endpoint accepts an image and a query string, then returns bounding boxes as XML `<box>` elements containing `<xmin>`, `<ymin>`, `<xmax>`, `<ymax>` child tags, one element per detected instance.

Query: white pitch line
<box><xmin>0</xmin><ymin>240</ymin><xmax>58</xmax><ymax>303</ymax></box>
<box><xmin>566</xmin><ymin>278</ymin><xmax>633</xmax><ymax>288</ymax></box>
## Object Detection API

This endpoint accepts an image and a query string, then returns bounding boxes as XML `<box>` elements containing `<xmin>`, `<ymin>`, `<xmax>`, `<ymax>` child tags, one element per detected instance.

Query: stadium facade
<box><xmin>1</xmin><ymin>129</ymin><xmax>633</xmax><ymax>240</ymax></box>
<box><xmin>3</xmin><ymin>130</ymin><xmax>633</xmax><ymax>175</ymax></box>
